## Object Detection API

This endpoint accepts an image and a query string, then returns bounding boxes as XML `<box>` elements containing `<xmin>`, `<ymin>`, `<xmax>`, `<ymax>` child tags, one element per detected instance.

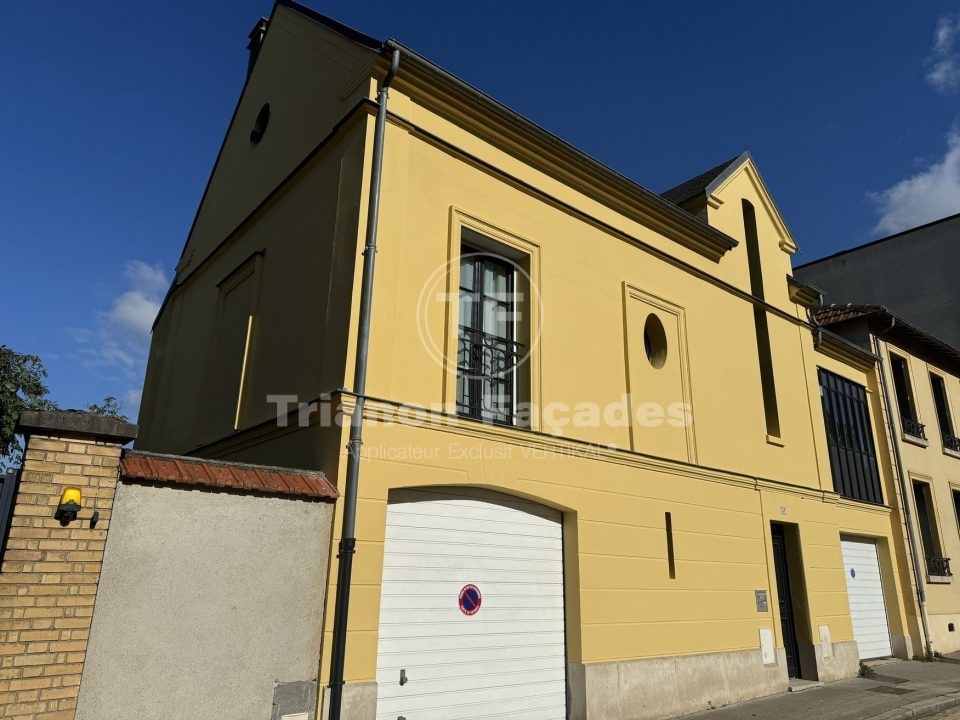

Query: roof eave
<box><xmin>381</xmin><ymin>40</ymin><xmax>737</xmax><ymax>261</ymax></box>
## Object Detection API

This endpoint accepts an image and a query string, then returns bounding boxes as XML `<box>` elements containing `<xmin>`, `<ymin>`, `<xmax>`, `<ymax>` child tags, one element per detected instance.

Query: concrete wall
<box><xmin>795</xmin><ymin>214</ymin><xmax>960</xmax><ymax>348</ymax></box>
<box><xmin>75</xmin><ymin>481</ymin><xmax>334</xmax><ymax>720</ymax></box>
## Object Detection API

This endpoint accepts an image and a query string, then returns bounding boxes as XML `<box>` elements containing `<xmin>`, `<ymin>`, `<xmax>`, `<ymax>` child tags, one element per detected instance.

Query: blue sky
<box><xmin>3</xmin><ymin>1</ymin><xmax>959</xmax><ymax>420</ymax></box>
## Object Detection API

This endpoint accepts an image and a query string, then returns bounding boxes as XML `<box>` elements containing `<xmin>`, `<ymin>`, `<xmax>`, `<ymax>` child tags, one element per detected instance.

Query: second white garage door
<box><xmin>841</xmin><ymin>536</ymin><xmax>892</xmax><ymax>659</ymax></box>
<box><xmin>375</xmin><ymin>487</ymin><xmax>567</xmax><ymax>720</ymax></box>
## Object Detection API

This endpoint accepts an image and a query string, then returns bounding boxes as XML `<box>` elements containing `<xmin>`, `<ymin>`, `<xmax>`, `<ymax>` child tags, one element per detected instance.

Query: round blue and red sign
<box><xmin>458</xmin><ymin>584</ymin><xmax>482</xmax><ymax>615</ymax></box>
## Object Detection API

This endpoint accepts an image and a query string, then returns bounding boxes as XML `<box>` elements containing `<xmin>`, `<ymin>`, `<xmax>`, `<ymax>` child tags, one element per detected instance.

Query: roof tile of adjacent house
<box><xmin>119</xmin><ymin>450</ymin><xmax>338</xmax><ymax>500</ymax></box>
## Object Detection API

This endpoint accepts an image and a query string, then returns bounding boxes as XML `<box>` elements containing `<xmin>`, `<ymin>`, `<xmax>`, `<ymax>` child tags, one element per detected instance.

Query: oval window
<box><xmin>644</xmin><ymin>314</ymin><xmax>667</xmax><ymax>369</ymax></box>
<box><xmin>250</xmin><ymin>103</ymin><xmax>271</xmax><ymax>144</ymax></box>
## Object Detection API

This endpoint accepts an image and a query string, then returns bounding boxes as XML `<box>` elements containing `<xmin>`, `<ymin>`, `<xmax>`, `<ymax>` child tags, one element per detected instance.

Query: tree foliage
<box><xmin>0</xmin><ymin>346</ymin><xmax>58</xmax><ymax>462</ymax></box>
<box><xmin>1</xmin><ymin>346</ymin><xmax>128</xmax><ymax>471</ymax></box>
<box><xmin>85</xmin><ymin>396</ymin><xmax>126</xmax><ymax>419</ymax></box>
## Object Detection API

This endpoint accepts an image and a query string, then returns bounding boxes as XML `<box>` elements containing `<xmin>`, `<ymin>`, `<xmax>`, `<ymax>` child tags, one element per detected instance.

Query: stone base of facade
<box><xmin>805</xmin><ymin>639</ymin><xmax>860</xmax><ymax>682</ymax></box>
<box><xmin>567</xmin><ymin>641</ymin><xmax>864</xmax><ymax>719</ymax></box>
<box><xmin>891</xmin><ymin>633</ymin><xmax>914</xmax><ymax>660</ymax></box>
<box><xmin>319</xmin><ymin>641</ymin><xmax>864</xmax><ymax>720</ymax></box>
<box><xmin>568</xmin><ymin>647</ymin><xmax>789</xmax><ymax>720</ymax></box>
<box><xmin>319</xmin><ymin>681</ymin><xmax>378</xmax><ymax>720</ymax></box>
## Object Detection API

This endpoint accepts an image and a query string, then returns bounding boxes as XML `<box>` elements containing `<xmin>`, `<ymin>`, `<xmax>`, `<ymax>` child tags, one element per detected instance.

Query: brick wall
<box><xmin>0</xmin><ymin>412</ymin><xmax>135</xmax><ymax>720</ymax></box>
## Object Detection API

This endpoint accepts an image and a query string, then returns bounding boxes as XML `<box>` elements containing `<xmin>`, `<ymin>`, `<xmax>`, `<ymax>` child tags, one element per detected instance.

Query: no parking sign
<box><xmin>458</xmin><ymin>584</ymin><xmax>482</xmax><ymax>615</ymax></box>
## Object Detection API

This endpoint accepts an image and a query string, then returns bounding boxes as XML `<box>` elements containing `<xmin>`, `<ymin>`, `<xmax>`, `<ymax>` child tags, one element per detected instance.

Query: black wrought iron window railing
<box><xmin>902</xmin><ymin>417</ymin><xmax>927</xmax><ymax>440</ymax></box>
<box><xmin>944</xmin><ymin>434</ymin><xmax>960</xmax><ymax>453</ymax></box>
<box><xmin>928</xmin><ymin>556</ymin><xmax>952</xmax><ymax>577</ymax></box>
<box><xmin>456</xmin><ymin>326</ymin><xmax>522</xmax><ymax>425</ymax></box>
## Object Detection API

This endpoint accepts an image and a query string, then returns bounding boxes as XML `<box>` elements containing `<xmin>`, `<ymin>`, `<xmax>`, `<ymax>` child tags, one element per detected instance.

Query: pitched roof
<box><xmin>813</xmin><ymin>303</ymin><xmax>879</xmax><ymax>326</ymax></box>
<box><xmin>660</xmin><ymin>154</ymin><xmax>745</xmax><ymax>206</ymax></box>
<box><xmin>814</xmin><ymin>303</ymin><xmax>960</xmax><ymax>369</ymax></box>
<box><xmin>120</xmin><ymin>450</ymin><xmax>338</xmax><ymax>501</ymax></box>
<box><xmin>271</xmin><ymin>0</ymin><xmax>738</xmax><ymax>262</ymax></box>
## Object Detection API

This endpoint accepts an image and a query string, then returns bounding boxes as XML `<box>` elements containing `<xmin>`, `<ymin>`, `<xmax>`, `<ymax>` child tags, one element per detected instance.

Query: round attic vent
<box><xmin>644</xmin><ymin>314</ymin><xmax>667</xmax><ymax>369</ymax></box>
<box><xmin>250</xmin><ymin>103</ymin><xmax>270</xmax><ymax>144</ymax></box>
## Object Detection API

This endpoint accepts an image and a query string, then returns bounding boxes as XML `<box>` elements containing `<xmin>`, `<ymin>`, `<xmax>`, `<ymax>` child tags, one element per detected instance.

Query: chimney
<box><xmin>247</xmin><ymin>17</ymin><xmax>269</xmax><ymax>78</ymax></box>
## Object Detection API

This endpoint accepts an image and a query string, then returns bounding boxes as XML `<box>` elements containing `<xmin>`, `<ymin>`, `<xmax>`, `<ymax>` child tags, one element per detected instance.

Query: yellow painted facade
<box><xmin>137</xmin><ymin>3</ymin><xmax>921</xmax><ymax>716</ymax></box>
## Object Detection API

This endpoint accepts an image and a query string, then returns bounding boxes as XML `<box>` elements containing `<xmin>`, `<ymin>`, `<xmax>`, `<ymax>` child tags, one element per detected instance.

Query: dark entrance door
<box><xmin>771</xmin><ymin>524</ymin><xmax>802</xmax><ymax>678</ymax></box>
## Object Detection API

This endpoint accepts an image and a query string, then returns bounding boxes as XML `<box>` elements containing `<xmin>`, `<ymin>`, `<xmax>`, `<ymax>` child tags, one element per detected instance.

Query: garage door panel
<box><xmin>376</xmin><ymin>657</ymin><xmax>564</xmax><ymax>680</ymax></box>
<box><xmin>378</xmin><ymin>669</ymin><xmax>565</xmax><ymax>698</ymax></box>
<box><xmin>379</xmin><ymin>607</ymin><xmax>565</xmax><ymax>624</ymax></box>
<box><xmin>377</xmin><ymin>630</ymin><xmax>567</xmax><ymax>655</ymax></box>
<box><xmin>376</xmin><ymin>642</ymin><xmax>563</xmax><ymax>669</ymax></box>
<box><xmin>376</xmin><ymin>487</ymin><xmax>567</xmax><ymax>720</ymax></box>
<box><xmin>379</xmin><ymin>694</ymin><xmax>565</xmax><ymax>720</ymax></box>
<box><xmin>384</xmin><ymin>551</ymin><xmax>563</xmax><ymax>570</ymax></box>
<box><xmin>387</xmin><ymin>487</ymin><xmax>560</xmax><ymax>515</ymax></box>
<box><xmin>385</xmin><ymin>527</ymin><xmax>561</xmax><ymax>554</ymax></box>
<box><xmin>377</xmin><ymin>594</ymin><xmax>565</xmax><ymax>612</ymax></box>
<box><xmin>378</xmin><ymin>685</ymin><xmax>566</xmax><ymax>720</ymax></box>
<box><xmin>385</xmin><ymin>542</ymin><xmax>562</xmax><ymax>562</ymax></box>
<box><xmin>841</xmin><ymin>537</ymin><xmax>892</xmax><ymax>660</ymax></box>
<box><xmin>381</xmin><ymin>565</ymin><xmax>564</xmax><ymax>583</ymax></box>
<box><xmin>377</xmin><ymin>619</ymin><xmax>564</xmax><ymax>640</ymax></box>
<box><xmin>386</xmin><ymin>501</ymin><xmax>553</xmax><ymax>528</ymax></box>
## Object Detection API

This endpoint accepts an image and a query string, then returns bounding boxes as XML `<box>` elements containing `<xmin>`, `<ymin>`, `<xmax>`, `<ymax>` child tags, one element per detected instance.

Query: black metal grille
<box><xmin>902</xmin><ymin>417</ymin><xmax>927</xmax><ymax>440</ymax></box>
<box><xmin>457</xmin><ymin>327</ymin><xmax>521</xmax><ymax>424</ymax></box>
<box><xmin>944</xmin><ymin>434</ymin><xmax>960</xmax><ymax>453</ymax></box>
<box><xmin>928</xmin><ymin>556</ymin><xmax>952</xmax><ymax>577</ymax></box>
<box><xmin>818</xmin><ymin>369</ymin><xmax>883</xmax><ymax>504</ymax></box>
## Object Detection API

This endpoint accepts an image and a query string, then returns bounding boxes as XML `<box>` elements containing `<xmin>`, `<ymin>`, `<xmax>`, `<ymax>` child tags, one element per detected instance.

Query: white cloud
<box><xmin>68</xmin><ymin>260</ymin><xmax>169</xmax><ymax>418</ymax></box>
<box><xmin>869</xmin><ymin>131</ymin><xmax>960</xmax><ymax>235</ymax></box>
<box><xmin>927</xmin><ymin>14</ymin><xmax>960</xmax><ymax>92</ymax></box>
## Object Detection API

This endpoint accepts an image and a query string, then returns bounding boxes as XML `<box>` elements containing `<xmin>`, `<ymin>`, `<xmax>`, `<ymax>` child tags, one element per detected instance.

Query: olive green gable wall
<box><xmin>138</xmin><ymin>120</ymin><xmax>369</xmax><ymax>453</ymax></box>
<box><xmin>174</xmin><ymin>4</ymin><xmax>376</xmax><ymax>282</ymax></box>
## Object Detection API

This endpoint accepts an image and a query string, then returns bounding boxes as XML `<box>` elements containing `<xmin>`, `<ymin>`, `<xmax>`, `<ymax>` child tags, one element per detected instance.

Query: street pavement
<box><xmin>683</xmin><ymin>656</ymin><xmax>960</xmax><ymax>720</ymax></box>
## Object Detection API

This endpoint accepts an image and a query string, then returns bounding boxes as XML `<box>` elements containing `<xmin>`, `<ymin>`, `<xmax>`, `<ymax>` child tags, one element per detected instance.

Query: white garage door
<box><xmin>376</xmin><ymin>487</ymin><xmax>567</xmax><ymax>720</ymax></box>
<box><xmin>841</xmin><ymin>537</ymin><xmax>892</xmax><ymax>659</ymax></box>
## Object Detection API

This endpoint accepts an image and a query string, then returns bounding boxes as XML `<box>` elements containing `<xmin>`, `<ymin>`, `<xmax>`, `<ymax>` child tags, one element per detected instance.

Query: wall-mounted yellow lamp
<box><xmin>55</xmin><ymin>487</ymin><xmax>82</xmax><ymax>525</ymax></box>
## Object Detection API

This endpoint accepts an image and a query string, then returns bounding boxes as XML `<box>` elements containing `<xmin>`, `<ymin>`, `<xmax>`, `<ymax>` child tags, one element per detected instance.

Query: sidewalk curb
<box><xmin>868</xmin><ymin>691</ymin><xmax>960</xmax><ymax>720</ymax></box>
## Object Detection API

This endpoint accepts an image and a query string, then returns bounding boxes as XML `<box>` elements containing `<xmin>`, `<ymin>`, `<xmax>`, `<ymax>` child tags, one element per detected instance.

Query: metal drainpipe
<box><xmin>873</xmin><ymin>320</ymin><xmax>932</xmax><ymax>654</ymax></box>
<box><xmin>327</xmin><ymin>47</ymin><xmax>400</xmax><ymax>720</ymax></box>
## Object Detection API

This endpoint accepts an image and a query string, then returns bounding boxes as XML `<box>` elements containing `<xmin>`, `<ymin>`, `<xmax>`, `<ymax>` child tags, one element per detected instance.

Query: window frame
<box><xmin>930</xmin><ymin>372</ymin><xmax>960</xmax><ymax>452</ymax></box>
<box><xmin>456</xmin><ymin>247</ymin><xmax>519</xmax><ymax>425</ymax></box>
<box><xmin>912</xmin><ymin>478</ymin><xmax>950</xmax><ymax>579</ymax></box>
<box><xmin>817</xmin><ymin>368</ymin><xmax>884</xmax><ymax>504</ymax></box>
<box><xmin>444</xmin><ymin>208</ymin><xmax>542</xmax><ymax>430</ymax></box>
<box><xmin>890</xmin><ymin>353</ymin><xmax>925</xmax><ymax>440</ymax></box>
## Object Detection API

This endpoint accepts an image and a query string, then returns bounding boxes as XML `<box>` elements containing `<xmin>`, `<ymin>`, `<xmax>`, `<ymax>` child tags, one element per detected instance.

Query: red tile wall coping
<box><xmin>119</xmin><ymin>450</ymin><xmax>338</xmax><ymax>500</ymax></box>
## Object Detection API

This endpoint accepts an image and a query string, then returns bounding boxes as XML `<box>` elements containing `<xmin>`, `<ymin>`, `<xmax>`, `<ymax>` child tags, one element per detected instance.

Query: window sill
<box><xmin>766</xmin><ymin>434</ymin><xmax>785</xmax><ymax>448</ymax></box>
<box><xmin>927</xmin><ymin>575</ymin><xmax>953</xmax><ymax>585</ymax></box>
<box><xmin>902</xmin><ymin>434</ymin><xmax>929</xmax><ymax>448</ymax></box>
<box><xmin>944</xmin><ymin>447</ymin><xmax>960</xmax><ymax>460</ymax></box>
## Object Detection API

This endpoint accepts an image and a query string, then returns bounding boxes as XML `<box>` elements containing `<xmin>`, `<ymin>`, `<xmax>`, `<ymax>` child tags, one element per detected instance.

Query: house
<box><xmin>795</xmin><ymin>213</ymin><xmax>960</xmax><ymax>349</ymax></box>
<box><xmin>136</xmin><ymin>3</ymin><xmax>917</xmax><ymax>718</ymax></box>
<box><xmin>815</xmin><ymin>303</ymin><xmax>960</xmax><ymax>655</ymax></box>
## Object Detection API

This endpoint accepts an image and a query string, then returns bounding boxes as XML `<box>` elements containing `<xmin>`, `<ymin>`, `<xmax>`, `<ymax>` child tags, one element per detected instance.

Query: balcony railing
<box><xmin>944</xmin><ymin>434</ymin><xmax>960</xmax><ymax>453</ymax></box>
<box><xmin>456</xmin><ymin>326</ymin><xmax>522</xmax><ymax>424</ymax></box>
<box><xmin>902</xmin><ymin>416</ymin><xmax>927</xmax><ymax>441</ymax></box>
<box><xmin>927</xmin><ymin>556</ymin><xmax>952</xmax><ymax>577</ymax></box>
